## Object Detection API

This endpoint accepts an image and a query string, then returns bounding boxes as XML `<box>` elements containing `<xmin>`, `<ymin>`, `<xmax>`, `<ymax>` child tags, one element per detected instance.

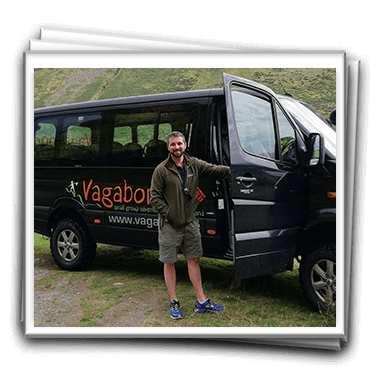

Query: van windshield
<box><xmin>278</xmin><ymin>96</ymin><xmax>336</xmax><ymax>158</ymax></box>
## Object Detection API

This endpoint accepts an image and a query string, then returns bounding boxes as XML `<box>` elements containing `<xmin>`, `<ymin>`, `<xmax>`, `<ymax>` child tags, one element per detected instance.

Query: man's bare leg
<box><xmin>187</xmin><ymin>258</ymin><xmax>206</xmax><ymax>303</ymax></box>
<box><xmin>164</xmin><ymin>262</ymin><xmax>177</xmax><ymax>301</ymax></box>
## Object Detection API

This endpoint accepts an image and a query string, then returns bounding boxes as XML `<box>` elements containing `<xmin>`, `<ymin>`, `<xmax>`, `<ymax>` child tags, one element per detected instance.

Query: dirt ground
<box><xmin>34</xmin><ymin>254</ymin><xmax>169</xmax><ymax>327</ymax></box>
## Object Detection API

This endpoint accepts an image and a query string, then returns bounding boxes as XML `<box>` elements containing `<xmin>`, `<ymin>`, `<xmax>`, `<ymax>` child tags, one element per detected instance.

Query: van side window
<box><xmin>57</xmin><ymin>113</ymin><xmax>103</xmax><ymax>166</ymax></box>
<box><xmin>111</xmin><ymin>111</ymin><xmax>158</xmax><ymax>165</ymax></box>
<box><xmin>137</xmin><ymin>124</ymin><xmax>156</xmax><ymax>153</ymax></box>
<box><xmin>110</xmin><ymin>108</ymin><xmax>194</xmax><ymax>167</ymax></box>
<box><xmin>276</xmin><ymin>104</ymin><xmax>298</xmax><ymax>164</ymax></box>
<box><xmin>34</xmin><ymin>118</ymin><xmax>58</xmax><ymax>165</ymax></box>
<box><xmin>231</xmin><ymin>90</ymin><xmax>277</xmax><ymax>160</ymax></box>
<box><xmin>114</xmin><ymin>126</ymin><xmax>132</xmax><ymax>145</ymax></box>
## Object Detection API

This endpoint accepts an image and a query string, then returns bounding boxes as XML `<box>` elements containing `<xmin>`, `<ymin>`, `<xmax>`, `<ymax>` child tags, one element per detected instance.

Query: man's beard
<box><xmin>170</xmin><ymin>150</ymin><xmax>184</xmax><ymax>158</ymax></box>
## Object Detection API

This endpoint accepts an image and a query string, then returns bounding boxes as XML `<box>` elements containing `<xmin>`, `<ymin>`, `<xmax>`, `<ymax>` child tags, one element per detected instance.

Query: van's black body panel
<box><xmin>34</xmin><ymin>74</ymin><xmax>336</xmax><ymax>295</ymax></box>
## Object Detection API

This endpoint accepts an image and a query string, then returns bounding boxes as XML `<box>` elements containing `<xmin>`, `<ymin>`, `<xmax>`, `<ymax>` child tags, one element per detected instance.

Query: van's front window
<box><xmin>279</xmin><ymin>97</ymin><xmax>336</xmax><ymax>158</ymax></box>
<box><xmin>231</xmin><ymin>90</ymin><xmax>277</xmax><ymax>160</ymax></box>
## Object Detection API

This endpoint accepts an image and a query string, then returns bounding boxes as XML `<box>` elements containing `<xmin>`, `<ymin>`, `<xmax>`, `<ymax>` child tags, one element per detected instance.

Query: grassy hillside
<box><xmin>34</xmin><ymin>67</ymin><xmax>336</xmax><ymax>119</ymax></box>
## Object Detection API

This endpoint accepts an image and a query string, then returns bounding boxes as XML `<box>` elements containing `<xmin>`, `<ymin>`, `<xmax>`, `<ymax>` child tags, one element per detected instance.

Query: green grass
<box><xmin>34</xmin><ymin>233</ymin><xmax>336</xmax><ymax>328</ymax></box>
<box><xmin>34</xmin><ymin>233</ymin><xmax>51</xmax><ymax>254</ymax></box>
<box><xmin>34</xmin><ymin>68</ymin><xmax>336</xmax><ymax>120</ymax></box>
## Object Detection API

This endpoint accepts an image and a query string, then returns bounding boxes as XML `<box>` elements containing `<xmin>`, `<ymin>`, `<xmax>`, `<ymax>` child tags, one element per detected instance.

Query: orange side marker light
<box><xmin>327</xmin><ymin>192</ymin><xmax>336</xmax><ymax>198</ymax></box>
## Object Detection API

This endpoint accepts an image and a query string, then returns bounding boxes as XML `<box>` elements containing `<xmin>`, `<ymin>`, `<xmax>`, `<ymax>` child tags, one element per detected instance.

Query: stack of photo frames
<box><xmin>24</xmin><ymin>27</ymin><xmax>360</xmax><ymax>350</ymax></box>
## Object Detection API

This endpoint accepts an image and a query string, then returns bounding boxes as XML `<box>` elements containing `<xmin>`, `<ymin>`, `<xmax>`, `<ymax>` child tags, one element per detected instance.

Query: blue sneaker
<box><xmin>194</xmin><ymin>299</ymin><xmax>224</xmax><ymax>313</ymax></box>
<box><xmin>170</xmin><ymin>299</ymin><xmax>184</xmax><ymax>319</ymax></box>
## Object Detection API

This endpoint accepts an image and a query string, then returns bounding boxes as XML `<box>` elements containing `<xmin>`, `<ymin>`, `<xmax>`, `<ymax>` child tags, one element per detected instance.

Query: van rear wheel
<box><xmin>299</xmin><ymin>243</ymin><xmax>336</xmax><ymax>312</ymax></box>
<box><xmin>50</xmin><ymin>218</ymin><xmax>96</xmax><ymax>271</ymax></box>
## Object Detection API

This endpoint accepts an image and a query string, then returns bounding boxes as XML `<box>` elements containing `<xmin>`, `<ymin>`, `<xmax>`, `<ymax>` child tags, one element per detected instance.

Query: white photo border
<box><xmin>25</xmin><ymin>51</ymin><xmax>346</xmax><ymax>339</ymax></box>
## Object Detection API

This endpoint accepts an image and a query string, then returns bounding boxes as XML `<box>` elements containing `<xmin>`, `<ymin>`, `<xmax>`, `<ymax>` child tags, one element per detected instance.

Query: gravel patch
<box><xmin>100</xmin><ymin>288</ymin><xmax>166</xmax><ymax>327</ymax></box>
<box><xmin>34</xmin><ymin>275</ymin><xmax>93</xmax><ymax>327</ymax></box>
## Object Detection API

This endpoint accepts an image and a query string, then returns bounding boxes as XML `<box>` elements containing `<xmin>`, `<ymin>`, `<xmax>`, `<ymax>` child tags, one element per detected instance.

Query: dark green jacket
<box><xmin>150</xmin><ymin>153</ymin><xmax>230</xmax><ymax>228</ymax></box>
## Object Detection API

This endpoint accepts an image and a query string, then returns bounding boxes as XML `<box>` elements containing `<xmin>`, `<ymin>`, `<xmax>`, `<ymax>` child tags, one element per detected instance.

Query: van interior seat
<box><xmin>112</xmin><ymin>141</ymin><xmax>124</xmax><ymax>152</ymax></box>
<box><xmin>67</xmin><ymin>143</ymin><xmax>89</xmax><ymax>159</ymax></box>
<box><xmin>125</xmin><ymin>142</ymin><xmax>144</xmax><ymax>158</ymax></box>
<box><xmin>89</xmin><ymin>144</ymin><xmax>100</xmax><ymax>157</ymax></box>
<box><xmin>144</xmin><ymin>139</ymin><xmax>168</xmax><ymax>158</ymax></box>
<box><xmin>35</xmin><ymin>143</ymin><xmax>54</xmax><ymax>160</ymax></box>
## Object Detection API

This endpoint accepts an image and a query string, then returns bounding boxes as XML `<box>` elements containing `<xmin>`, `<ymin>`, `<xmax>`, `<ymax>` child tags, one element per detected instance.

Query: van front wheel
<box><xmin>50</xmin><ymin>218</ymin><xmax>96</xmax><ymax>271</ymax></box>
<box><xmin>299</xmin><ymin>243</ymin><xmax>336</xmax><ymax>312</ymax></box>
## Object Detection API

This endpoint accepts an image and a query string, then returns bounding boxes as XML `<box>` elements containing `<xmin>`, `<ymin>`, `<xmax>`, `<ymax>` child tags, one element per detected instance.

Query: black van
<box><xmin>34</xmin><ymin>73</ymin><xmax>336</xmax><ymax>311</ymax></box>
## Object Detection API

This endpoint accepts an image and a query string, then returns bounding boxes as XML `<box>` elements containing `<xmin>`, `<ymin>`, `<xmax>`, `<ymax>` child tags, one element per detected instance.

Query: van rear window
<box><xmin>35</xmin><ymin>114</ymin><xmax>106</xmax><ymax>167</ymax></box>
<box><xmin>34</xmin><ymin>118</ymin><xmax>58</xmax><ymax>165</ymax></box>
<box><xmin>56</xmin><ymin>113</ymin><xmax>102</xmax><ymax>166</ymax></box>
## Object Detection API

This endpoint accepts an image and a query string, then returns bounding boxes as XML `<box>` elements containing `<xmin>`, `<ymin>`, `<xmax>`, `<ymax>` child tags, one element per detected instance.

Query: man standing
<box><xmin>150</xmin><ymin>131</ymin><xmax>230</xmax><ymax>319</ymax></box>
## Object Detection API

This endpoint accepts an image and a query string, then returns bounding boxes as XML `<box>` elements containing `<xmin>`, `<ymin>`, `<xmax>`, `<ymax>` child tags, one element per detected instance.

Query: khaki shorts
<box><xmin>158</xmin><ymin>218</ymin><xmax>203</xmax><ymax>263</ymax></box>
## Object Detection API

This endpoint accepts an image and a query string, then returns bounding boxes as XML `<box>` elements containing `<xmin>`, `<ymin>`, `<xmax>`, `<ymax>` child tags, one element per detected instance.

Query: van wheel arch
<box><xmin>49</xmin><ymin>206</ymin><xmax>86</xmax><ymax>234</ymax></box>
<box><xmin>295</xmin><ymin>221</ymin><xmax>335</xmax><ymax>263</ymax></box>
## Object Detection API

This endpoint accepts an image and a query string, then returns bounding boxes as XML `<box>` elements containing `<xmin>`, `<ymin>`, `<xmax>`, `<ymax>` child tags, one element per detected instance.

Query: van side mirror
<box><xmin>309</xmin><ymin>133</ymin><xmax>325</xmax><ymax>167</ymax></box>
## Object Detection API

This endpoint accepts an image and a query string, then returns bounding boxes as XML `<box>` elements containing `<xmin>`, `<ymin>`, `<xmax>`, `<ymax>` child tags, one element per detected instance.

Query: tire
<box><xmin>299</xmin><ymin>243</ymin><xmax>336</xmax><ymax>312</ymax></box>
<box><xmin>50</xmin><ymin>218</ymin><xmax>96</xmax><ymax>271</ymax></box>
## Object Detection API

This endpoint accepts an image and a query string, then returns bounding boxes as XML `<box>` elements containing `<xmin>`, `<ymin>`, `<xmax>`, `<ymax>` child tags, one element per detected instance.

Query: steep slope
<box><xmin>34</xmin><ymin>68</ymin><xmax>336</xmax><ymax>119</ymax></box>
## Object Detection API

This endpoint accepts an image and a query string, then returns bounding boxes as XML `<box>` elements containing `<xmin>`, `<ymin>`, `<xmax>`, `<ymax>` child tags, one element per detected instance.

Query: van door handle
<box><xmin>235</xmin><ymin>176</ymin><xmax>257</xmax><ymax>183</ymax></box>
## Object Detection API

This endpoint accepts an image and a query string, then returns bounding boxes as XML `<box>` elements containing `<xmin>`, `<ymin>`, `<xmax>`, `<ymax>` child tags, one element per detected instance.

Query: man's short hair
<box><xmin>167</xmin><ymin>131</ymin><xmax>186</xmax><ymax>145</ymax></box>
